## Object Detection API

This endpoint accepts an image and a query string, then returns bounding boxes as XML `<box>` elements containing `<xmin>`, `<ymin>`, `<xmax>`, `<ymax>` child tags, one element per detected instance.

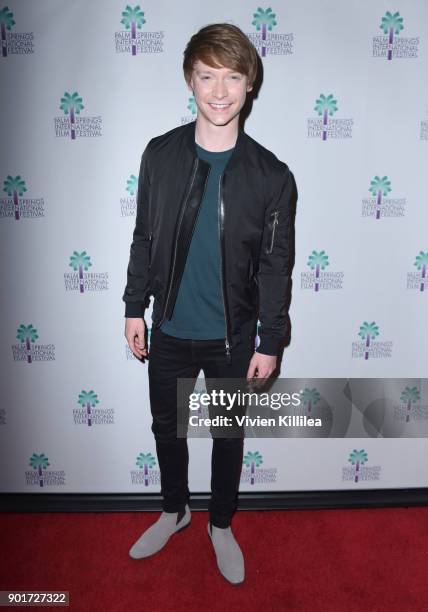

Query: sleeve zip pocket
<box><xmin>266</xmin><ymin>210</ymin><xmax>279</xmax><ymax>254</ymax></box>
<box><xmin>148</xmin><ymin>233</ymin><xmax>153</xmax><ymax>269</ymax></box>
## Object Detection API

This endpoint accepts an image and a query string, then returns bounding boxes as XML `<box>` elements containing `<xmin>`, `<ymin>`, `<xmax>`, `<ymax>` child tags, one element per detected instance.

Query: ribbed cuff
<box><xmin>124</xmin><ymin>302</ymin><xmax>144</xmax><ymax>318</ymax></box>
<box><xmin>256</xmin><ymin>334</ymin><xmax>283</xmax><ymax>356</ymax></box>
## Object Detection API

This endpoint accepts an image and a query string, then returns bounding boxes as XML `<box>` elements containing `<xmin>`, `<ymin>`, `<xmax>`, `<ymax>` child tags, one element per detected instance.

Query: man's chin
<box><xmin>200</xmin><ymin>110</ymin><xmax>238</xmax><ymax>127</ymax></box>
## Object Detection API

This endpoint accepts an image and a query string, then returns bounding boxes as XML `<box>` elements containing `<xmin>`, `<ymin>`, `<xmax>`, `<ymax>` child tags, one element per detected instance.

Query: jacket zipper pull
<box><xmin>225</xmin><ymin>339</ymin><xmax>232</xmax><ymax>364</ymax></box>
<box><xmin>267</xmin><ymin>210</ymin><xmax>279</xmax><ymax>254</ymax></box>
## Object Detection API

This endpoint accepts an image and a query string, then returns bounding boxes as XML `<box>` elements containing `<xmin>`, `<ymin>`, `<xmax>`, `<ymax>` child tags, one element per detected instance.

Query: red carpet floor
<box><xmin>1</xmin><ymin>507</ymin><xmax>427</xmax><ymax>611</ymax></box>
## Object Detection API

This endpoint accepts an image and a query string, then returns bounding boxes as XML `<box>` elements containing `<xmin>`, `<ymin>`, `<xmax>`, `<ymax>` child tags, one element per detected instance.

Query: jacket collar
<box><xmin>183</xmin><ymin>119</ymin><xmax>246</xmax><ymax>171</ymax></box>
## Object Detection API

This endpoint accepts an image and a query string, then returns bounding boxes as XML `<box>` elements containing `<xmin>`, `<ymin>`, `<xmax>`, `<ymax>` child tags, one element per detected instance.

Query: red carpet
<box><xmin>1</xmin><ymin>507</ymin><xmax>427</xmax><ymax>611</ymax></box>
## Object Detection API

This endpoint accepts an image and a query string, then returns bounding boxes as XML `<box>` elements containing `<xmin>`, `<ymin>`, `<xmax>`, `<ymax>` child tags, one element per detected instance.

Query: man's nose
<box><xmin>212</xmin><ymin>79</ymin><xmax>228</xmax><ymax>98</ymax></box>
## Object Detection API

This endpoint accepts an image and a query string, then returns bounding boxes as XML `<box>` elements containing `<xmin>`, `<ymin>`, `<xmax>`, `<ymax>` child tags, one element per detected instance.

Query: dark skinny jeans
<box><xmin>147</xmin><ymin>325</ymin><xmax>255</xmax><ymax>528</ymax></box>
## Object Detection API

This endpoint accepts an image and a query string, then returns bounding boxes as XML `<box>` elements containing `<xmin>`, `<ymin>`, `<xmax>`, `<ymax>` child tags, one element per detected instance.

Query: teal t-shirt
<box><xmin>158</xmin><ymin>142</ymin><xmax>234</xmax><ymax>339</ymax></box>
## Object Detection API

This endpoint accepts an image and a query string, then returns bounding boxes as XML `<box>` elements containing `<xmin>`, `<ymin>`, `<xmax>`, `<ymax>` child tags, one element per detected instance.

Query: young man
<box><xmin>123</xmin><ymin>23</ymin><xmax>296</xmax><ymax>585</ymax></box>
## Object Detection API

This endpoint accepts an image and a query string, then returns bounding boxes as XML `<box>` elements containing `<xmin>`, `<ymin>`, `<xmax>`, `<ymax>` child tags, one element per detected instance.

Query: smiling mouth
<box><xmin>208</xmin><ymin>103</ymin><xmax>233</xmax><ymax>111</ymax></box>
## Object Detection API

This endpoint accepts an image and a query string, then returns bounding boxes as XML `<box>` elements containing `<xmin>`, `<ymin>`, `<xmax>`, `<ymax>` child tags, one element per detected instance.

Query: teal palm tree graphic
<box><xmin>369</xmin><ymin>176</ymin><xmax>391</xmax><ymax>219</ymax></box>
<box><xmin>187</xmin><ymin>95</ymin><xmax>197</xmax><ymax>116</ymax></box>
<box><xmin>414</xmin><ymin>251</ymin><xmax>428</xmax><ymax>292</ymax></box>
<box><xmin>358</xmin><ymin>321</ymin><xmax>379</xmax><ymax>360</ymax></box>
<box><xmin>126</xmin><ymin>174</ymin><xmax>138</xmax><ymax>196</ymax></box>
<box><xmin>121</xmin><ymin>5</ymin><xmax>146</xmax><ymax>56</ymax></box>
<box><xmin>243</xmin><ymin>450</ymin><xmax>263</xmax><ymax>485</ymax></box>
<box><xmin>136</xmin><ymin>452</ymin><xmax>156</xmax><ymax>486</ymax></box>
<box><xmin>400</xmin><ymin>386</ymin><xmax>420</xmax><ymax>423</ymax></box>
<box><xmin>16</xmin><ymin>323</ymin><xmax>38</xmax><ymax>364</ymax></box>
<box><xmin>78</xmin><ymin>390</ymin><xmax>99</xmax><ymax>427</ymax></box>
<box><xmin>3</xmin><ymin>175</ymin><xmax>27</xmax><ymax>220</ymax></box>
<box><xmin>29</xmin><ymin>453</ymin><xmax>50</xmax><ymax>487</ymax></box>
<box><xmin>69</xmin><ymin>251</ymin><xmax>92</xmax><ymax>294</ymax></box>
<box><xmin>252</xmin><ymin>7</ymin><xmax>277</xmax><ymax>57</ymax></box>
<box><xmin>300</xmin><ymin>388</ymin><xmax>320</xmax><ymax>414</ymax></box>
<box><xmin>314</xmin><ymin>94</ymin><xmax>338</xmax><ymax>140</ymax></box>
<box><xmin>0</xmin><ymin>6</ymin><xmax>15</xmax><ymax>58</ymax></box>
<box><xmin>347</xmin><ymin>449</ymin><xmax>368</xmax><ymax>482</ymax></box>
<box><xmin>307</xmin><ymin>250</ymin><xmax>329</xmax><ymax>292</ymax></box>
<box><xmin>60</xmin><ymin>92</ymin><xmax>84</xmax><ymax>140</ymax></box>
<box><xmin>380</xmin><ymin>11</ymin><xmax>404</xmax><ymax>60</ymax></box>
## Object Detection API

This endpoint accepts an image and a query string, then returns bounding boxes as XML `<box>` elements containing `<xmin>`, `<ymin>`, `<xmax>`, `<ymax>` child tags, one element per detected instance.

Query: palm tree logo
<box><xmin>187</xmin><ymin>95</ymin><xmax>197</xmax><ymax>116</ymax></box>
<box><xmin>16</xmin><ymin>323</ymin><xmax>38</xmax><ymax>364</ymax></box>
<box><xmin>252</xmin><ymin>7</ymin><xmax>277</xmax><ymax>57</ymax></box>
<box><xmin>400</xmin><ymin>386</ymin><xmax>420</xmax><ymax>423</ymax></box>
<box><xmin>369</xmin><ymin>176</ymin><xmax>391</xmax><ymax>220</ymax></box>
<box><xmin>136</xmin><ymin>452</ymin><xmax>156</xmax><ymax>486</ymax></box>
<box><xmin>347</xmin><ymin>449</ymin><xmax>368</xmax><ymax>483</ymax></box>
<box><xmin>243</xmin><ymin>450</ymin><xmax>263</xmax><ymax>485</ymax></box>
<box><xmin>60</xmin><ymin>92</ymin><xmax>84</xmax><ymax>140</ymax></box>
<box><xmin>3</xmin><ymin>175</ymin><xmax>27</xmax><ymax>220</ymax></box>
<box><xmin>29</xmin><ymin>453</ymin><xmax>50</xmax><ymax>487</ymax></box>
<box><xmin>121</xmin><ymin>5</ymin><xmax>146</xmax><ymax>56</ymax></box>
<box><xmin>307</xmin><ymin>250</ymin><xmax>329</xmax><ymax>292</ymax></box>
<box><xmin>314</xmin><ymin>94</ymin><xmax>338</xmax><ymax>141</ymax></box>
<box><xmin>69</xmin><ymin>251</ymin><xmax>92</xmax><ymax>294</ymax></box>
<box><xmin>380</xmin><ymin>11</ymin><xmax>404</xmax><ymax>61</ymax></box>
<box><xmin>300</xmin><ymin>388</ymin><xmax>320</xmax><ymax>414</ymax></box>
<box><xmin>78</xmin><ymin>390</ymin><xmax>99</xmax><ymax>427</ymax></box>
<box><xmin>126</xmin><ymin>174</ymin><xmax>138</xmax><ymax>196</ymax></box>
<box><xmin>414</xmin><ymin>251</ymin><xmax>428</xmax><ymax>292</ymax></box>
<box><xmin>358</xmin><ymin>321</ymin><xmax>379</xmax><ymax>360</ymax></box>
<box><xmin>0</xmin><ymin>6</ymin><xmax>15</xmax><ymax>58</ymax></box>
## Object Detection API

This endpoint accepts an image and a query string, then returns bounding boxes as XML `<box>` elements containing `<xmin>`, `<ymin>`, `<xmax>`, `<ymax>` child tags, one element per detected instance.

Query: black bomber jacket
<box><xmin>123</xmin><ymin>120</ymin><xmax>296</xmax><ymax>364</ymax></box>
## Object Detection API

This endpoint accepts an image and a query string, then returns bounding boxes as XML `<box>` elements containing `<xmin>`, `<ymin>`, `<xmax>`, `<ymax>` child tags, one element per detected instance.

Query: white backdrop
<box><xmin>0</xmin><ymin>0</ymin><xmax>427</xmax><ymax>493</ymax></box>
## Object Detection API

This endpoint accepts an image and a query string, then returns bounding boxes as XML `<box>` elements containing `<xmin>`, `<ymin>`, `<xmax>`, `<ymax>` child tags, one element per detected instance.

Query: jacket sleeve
<box><xmin>255</xmin><ymin>166</ymin><xmax>296</xmax><ymax>356</ymax></box>
<box><xmin>122</xmin><ymin>141</ymin><xmax>153</xmax><ymax>318</ymax></box>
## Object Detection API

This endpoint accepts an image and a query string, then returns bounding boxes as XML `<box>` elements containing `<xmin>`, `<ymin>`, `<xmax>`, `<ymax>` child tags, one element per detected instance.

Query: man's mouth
<box><xmin>208</xmin><ymin>102</ymin><xmax>233</xmax><ymax>112</ymax></box>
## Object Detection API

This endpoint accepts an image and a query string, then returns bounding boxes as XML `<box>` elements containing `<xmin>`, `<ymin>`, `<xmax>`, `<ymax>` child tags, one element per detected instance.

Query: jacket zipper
<box><xmin>156</xmin><ymin>158</ymin><xmax>199</xmax><ymax>328</ymax></box>
<box><xmin>218</xmin><ymin>173</ymin><xmax>232</xmax><ymax>365</ymax></box>
<box><xmin>174</xmin><ymin>164</ymin><xmax>210</xmax><ymax>305</ymax></box>
<box><xmin>266</xmin><ymin>210</ymin><xmax>279</xmax><ymax>254</ymax></box>
<box><xmin>148</xmin><ymin>233</ymin><xmax>153</xmax><ymax>270</ymax></box>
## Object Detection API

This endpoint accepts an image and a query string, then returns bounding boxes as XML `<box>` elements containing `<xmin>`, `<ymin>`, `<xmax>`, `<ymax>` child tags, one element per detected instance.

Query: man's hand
<box><xmin>125</xmin><ymin>317</ymin><xmax>148</xmax><ymax>360</ymax></box>
<box><xmin>246</xmin><ymin>352</ymin><xmax>277</xmax><ymax>390</ymax></box>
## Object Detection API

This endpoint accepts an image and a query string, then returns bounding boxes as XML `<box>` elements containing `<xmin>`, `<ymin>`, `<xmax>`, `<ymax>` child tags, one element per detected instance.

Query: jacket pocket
<box><xmin>265</xmin><ymin>210</ymin><xmax>279</xmax><ymax>254</ymax></box>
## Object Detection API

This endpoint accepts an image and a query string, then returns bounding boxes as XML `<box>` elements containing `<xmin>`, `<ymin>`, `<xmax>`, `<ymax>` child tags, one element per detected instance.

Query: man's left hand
<box><xmin>246</xmin><ymin>352</ymin><xmax>277</xmax><ymax>389</ymax></box>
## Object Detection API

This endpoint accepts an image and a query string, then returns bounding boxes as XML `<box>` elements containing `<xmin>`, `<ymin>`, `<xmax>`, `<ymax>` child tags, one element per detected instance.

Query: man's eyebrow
<box><xmin>195</xmin><ymin>68</ymin><xmax>240</xmax><ymax>74</ymax></box>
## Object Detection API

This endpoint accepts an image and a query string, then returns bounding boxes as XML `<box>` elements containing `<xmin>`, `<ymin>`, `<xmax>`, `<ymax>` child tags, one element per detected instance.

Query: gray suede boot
<box><xmin>207</xmin><ymin>522</ymin><xmax>245</xmax><ymax>585</ymax></box>
<box><xmin>129</xmin><ymin>505</ymin><xmax>191</xmax><ymax>559</ymax></box>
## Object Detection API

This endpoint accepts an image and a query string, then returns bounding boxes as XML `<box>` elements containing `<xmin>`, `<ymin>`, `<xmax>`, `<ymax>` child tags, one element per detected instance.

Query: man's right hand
<box><xmin>125</xmin><ymin>317</ymin><xmax>148</xmax><ymax>360</ymax></box>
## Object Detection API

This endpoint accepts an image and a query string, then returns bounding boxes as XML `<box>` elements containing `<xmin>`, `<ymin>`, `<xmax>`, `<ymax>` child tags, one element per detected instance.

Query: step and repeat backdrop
<box><xmin>0</xmin><ymin>0</ymin><xmax>427</xmax><ymax>495</ymax></box>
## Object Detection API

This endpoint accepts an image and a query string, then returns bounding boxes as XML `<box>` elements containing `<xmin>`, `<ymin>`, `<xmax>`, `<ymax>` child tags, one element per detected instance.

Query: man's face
<box><xmin>188</xmin><ymin>59</ymin><xmax>253</xmax><ymax>127</ymax></box>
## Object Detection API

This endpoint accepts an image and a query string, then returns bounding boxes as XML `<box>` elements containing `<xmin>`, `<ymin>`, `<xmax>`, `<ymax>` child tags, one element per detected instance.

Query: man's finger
<box><xmin>246</xmin><ymin>362</ymin><xmax>256</xmax><ymax>380</ymax></box>
<box><xmin>136</xmin><ymin>331</ymin><xmax>145</xmax><ymax>349</ymax></box>
<box><xmin>132</xmin><ymin>340</ymin><xmax>143</xmax><ymax>354</ymax></box>
<box><xmin>132</xmin><ymin>343</ymin><xmax>146</xmax><ymax>359</ymax></box>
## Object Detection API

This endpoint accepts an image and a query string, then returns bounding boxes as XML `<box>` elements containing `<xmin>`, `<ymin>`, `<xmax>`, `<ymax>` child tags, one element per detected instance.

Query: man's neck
<box><xmin>194</xmin><ymin>116</ymin><xmax>238</xmax><ymax>152</ymax></box>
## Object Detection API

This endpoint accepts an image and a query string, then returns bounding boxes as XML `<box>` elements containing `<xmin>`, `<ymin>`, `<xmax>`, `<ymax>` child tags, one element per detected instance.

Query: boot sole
<box><xmin>207</xmin><ymin>527</ymin><xmax>245</xmax><ymax>586</ymax></box>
